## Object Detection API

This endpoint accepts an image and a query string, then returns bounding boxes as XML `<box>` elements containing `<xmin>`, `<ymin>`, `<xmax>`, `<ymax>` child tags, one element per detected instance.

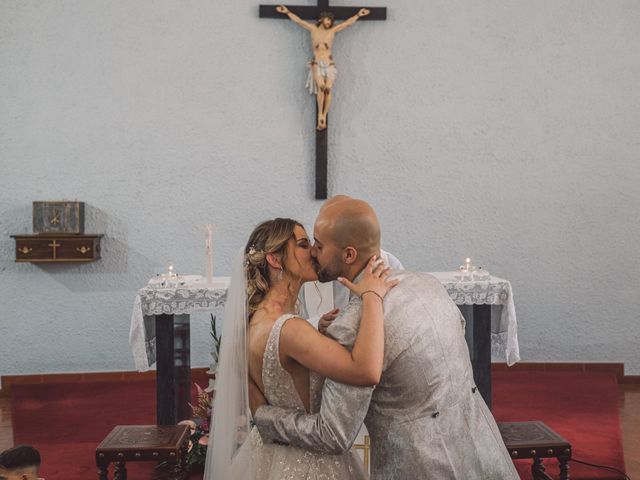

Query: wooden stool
<box><xmin>498</xmin><ymin>421</ymin><xmax>572</xmax><ymax>480</ymax></box>
<box><xmin>96</xmin><ymin>425</ymin><xmax>190</xmax><ymax>480</ymax></box>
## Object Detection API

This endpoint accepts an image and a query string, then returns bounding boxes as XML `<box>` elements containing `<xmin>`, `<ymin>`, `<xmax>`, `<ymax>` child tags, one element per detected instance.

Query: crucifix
<box><xmin>259</xmin><ymin>1</ymin><xmax>386</xmax><ymax>199</ymax></box>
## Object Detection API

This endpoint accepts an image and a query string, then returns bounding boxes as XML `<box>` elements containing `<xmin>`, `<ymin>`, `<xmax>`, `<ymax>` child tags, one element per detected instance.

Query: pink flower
<box><xmin>199</xmin><ymin>434</ymin><xmax>209</xmax><ymax>446</ymax></box>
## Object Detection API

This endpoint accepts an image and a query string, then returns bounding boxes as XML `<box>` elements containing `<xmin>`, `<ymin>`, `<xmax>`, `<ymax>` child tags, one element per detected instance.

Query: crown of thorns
<box><xmin>317</xmin><ymin>11</ymin><xmax>334</xmax><ymax>22</ymax></box>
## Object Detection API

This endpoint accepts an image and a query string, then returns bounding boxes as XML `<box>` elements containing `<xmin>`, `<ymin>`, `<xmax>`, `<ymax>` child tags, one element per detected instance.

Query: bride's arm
<box><xmin>280</xmin><ymin>256</ymin><xmax>398</xmax><ymax>386</ymax></box>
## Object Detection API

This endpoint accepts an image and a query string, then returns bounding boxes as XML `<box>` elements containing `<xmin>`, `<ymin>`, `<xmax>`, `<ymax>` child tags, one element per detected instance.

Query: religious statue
<box><xmin>276</xmin><ymin>5</ymin><xmax>370</xmax><ymax>130</ymax></box>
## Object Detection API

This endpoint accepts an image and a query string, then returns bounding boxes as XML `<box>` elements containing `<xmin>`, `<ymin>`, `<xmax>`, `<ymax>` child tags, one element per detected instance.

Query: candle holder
<box><xmin>147</xmin><ymin>263</ymin><xmax>186</xmax><ymax>288</ymax></box>
<box><xmin>454</xmin><ymin>258</ymin><xmax>490</xmax><ymax>282</ymax></box>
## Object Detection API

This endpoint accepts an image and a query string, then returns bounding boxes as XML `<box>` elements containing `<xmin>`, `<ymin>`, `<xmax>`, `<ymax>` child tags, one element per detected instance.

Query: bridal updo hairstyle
<box><xmin>245</xmin><ymin>218</ymin><xmax>304</xmax><ymax>318</ymax></box>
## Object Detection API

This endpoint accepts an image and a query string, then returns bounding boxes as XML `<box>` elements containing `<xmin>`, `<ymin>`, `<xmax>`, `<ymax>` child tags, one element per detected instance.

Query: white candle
<box><xmin>205</xmin><ymin>224</ymin><xmax>214</xmax><ymax>284</ymax></box>
<box><xmin>464</xmin><ymin>257</ymin><xmax>472</xmax><ymax>272</ymax></box>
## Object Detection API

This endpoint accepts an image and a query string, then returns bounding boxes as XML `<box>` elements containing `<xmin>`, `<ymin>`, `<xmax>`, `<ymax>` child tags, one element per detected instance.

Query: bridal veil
<box><xmin>204</xmin><ymin>249</ymin><xmax>254</xmax><ymax>479</ymax></box>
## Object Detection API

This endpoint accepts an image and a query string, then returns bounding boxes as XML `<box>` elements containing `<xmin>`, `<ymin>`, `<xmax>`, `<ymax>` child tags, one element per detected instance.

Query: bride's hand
<box><xmin>337</xmin><ymin>255</ymin><xmax>399</xmax><ymax>300</ymax></box>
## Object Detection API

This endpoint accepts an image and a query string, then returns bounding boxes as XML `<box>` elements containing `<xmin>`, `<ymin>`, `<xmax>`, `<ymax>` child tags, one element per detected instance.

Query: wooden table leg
<box><xmin>114</xmin><ymin>461</ymin><xmax>127</xmax><ymax>480</ymax></box>
<box><xmin>97</xmin><ymin>465</ymin><xmax>109</xmax><ymax>480</ymax></box>
<box><xmin>156</xmin><ymin>314</ymin><xmax>176</xmax><ymax>425</ymax></box>
<box><xmin>472</xmin><ymin>304</ymin><xmax>492</xmax><ymax>409</ymax></box>
<box><xmin>174</xmin><ymin>314</ymin><xmax>192</xmax><ymax>423</ymax></box>
<box><xmin>559</xmin><ymin>456</ymin><xmax>570</xmax><ymax>480</ymax></box>
<box><xmin>156</xmin><ymin>314</ymin><xmax>192</xmax><ymax>425</ymax></box>
<box><xmin>532</xmin><ymin>457</ymin><xmax>545</xmax><ymax>479</ymax></box>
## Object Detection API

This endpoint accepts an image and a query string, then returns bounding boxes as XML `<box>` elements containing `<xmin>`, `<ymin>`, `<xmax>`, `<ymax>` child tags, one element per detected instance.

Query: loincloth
<box><xmin>305</xmin><ymin>60</ymin><xmax>338</xmax><ymax>95</ymax></box>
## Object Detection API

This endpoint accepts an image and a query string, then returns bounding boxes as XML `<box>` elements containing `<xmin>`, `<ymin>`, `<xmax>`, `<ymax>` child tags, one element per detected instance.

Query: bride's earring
<box><xmin>278</xmin><ymin>267</ymin><xmax>284</xmax><ymax>281</ymax></box>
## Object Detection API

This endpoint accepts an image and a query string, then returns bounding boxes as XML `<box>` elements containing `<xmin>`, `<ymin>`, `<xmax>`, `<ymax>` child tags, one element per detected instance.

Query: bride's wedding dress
<box><xmin>233</xmin><ymin>314</ymin><xmax>368</xmax><ymax>479</ymax></box>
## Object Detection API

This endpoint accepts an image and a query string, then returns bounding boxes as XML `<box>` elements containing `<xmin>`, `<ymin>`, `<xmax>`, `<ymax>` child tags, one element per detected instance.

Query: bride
<box><xmin>204</xmin><ymin>218</ymin><xmax>397</xmax><ymax>479</ymax></box>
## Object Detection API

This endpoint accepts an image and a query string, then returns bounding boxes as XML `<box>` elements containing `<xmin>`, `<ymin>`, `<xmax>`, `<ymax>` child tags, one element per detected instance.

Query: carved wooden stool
<box><xmin>96</xmin><ymin>425</ymin><xmax>190</xmax><ymax>480</ymax></box>
<box><xmin>498</xmin><ymin>421</ymin><xmax>572</xmax><ymax>480</ymax></box>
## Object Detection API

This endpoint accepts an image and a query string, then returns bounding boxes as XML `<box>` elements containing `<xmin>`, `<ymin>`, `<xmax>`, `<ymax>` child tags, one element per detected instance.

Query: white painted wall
<box><xmin>1</xmin><ymin>0</ymin><xmax>639</xmax><ymax>377</ymax></box>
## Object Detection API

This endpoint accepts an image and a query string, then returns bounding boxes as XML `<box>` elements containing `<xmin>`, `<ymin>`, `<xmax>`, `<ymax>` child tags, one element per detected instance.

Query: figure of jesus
<box><xmin>276</xmin><ymin>5</ymin><xmax>370</xmax><ymax>130</ymax></box>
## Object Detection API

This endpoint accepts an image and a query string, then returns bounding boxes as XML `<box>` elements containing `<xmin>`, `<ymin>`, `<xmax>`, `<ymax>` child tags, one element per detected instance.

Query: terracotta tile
<box><xmin>0</xmin><ymin>426</ymin><xmax>13</xmax><ymax>451</ymax></box>
<box><xmin>620</xmin><ymin>385</ymin><xmax>640</xmax><ymax>479</ymax></box>
<box><xmin>0</xmin><ymin>398</ymin><xmax>13</xmax><ymax>451</ymax></box>
<box><xmin>0</xmin><ymin>398</ymin><xmax>11</xmax><ymax>427</ymax></box>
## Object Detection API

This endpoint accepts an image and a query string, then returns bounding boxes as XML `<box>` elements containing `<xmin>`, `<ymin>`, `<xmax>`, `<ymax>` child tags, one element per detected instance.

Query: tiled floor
<box><xmin>1</xmin><ymin>386</ymin><xmax>639</xmax><ymax>478</ymax></box>
<box><xmin>620</xmin><ymin>384</ymin><xmax>640</xmax><ymax>478</ymax></box>
<box><xmin>0</xmin><ymin>397</ymin><xmax>13</xmax><ymax>452</ymax></box>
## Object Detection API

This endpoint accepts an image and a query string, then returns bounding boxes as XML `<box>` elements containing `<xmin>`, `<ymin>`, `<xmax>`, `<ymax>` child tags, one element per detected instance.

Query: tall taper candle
<box><xmin>205</xmin><ymin>224</ymin><xmax>214</xmax><ymax>284</ymax></box>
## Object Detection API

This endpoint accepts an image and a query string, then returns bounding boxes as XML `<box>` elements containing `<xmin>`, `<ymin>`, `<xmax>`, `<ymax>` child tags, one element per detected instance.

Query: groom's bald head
<box><xmin>319</xmin><ymin>194</ymin><xmax>351</xmax><ymax>212</ymax></box>
<box><xmin>316</xmin><ymin>198</ymin><xmax>381</xmax><ymax>260</ymax></box>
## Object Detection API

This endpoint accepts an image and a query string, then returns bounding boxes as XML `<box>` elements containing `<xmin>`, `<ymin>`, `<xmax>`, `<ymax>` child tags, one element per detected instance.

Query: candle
<box><xmin>464</xmin><ymin>257</ymin><xmax>472</xmax><ymax>272</ymax></box>
<box><xmin>205</xmin><ymin>224</ymin><xmax>214</xmax><ymax>284</ymax></box>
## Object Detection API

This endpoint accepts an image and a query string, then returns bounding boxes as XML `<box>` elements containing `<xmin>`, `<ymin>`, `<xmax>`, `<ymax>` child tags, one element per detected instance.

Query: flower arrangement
<box><xmin>179</xmin><ymin>314</ymin><xmax>220</xmax><ymax>470</ymax></box>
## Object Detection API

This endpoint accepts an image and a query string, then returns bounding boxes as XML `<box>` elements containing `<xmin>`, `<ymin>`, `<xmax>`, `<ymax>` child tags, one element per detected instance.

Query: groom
<box><xmin>251</xmin><ymin>198</ymin><xmax>518</xmax><ymax>479</ymax></box>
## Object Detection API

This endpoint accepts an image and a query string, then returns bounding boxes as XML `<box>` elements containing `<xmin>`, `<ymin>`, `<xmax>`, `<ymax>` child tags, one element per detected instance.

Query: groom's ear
<box><xmin>342</xmin><ymin>246</ymin><xmax>358</xmax><ymax>265</ymax></box>
<box><xmin>265</xmin><ymin>253</ymin><xmax>282</xmax><ymax>269</ymax></box>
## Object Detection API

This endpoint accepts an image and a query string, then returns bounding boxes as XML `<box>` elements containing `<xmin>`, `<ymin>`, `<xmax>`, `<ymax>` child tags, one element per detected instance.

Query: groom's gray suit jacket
<box><xmin>255</xmin><ymin>271</ymin><xmax>519</xmax><ymax>480</ymax></box>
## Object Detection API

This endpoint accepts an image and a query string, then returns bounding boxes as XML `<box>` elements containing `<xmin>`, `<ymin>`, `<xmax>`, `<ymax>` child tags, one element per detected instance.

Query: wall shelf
<box><xmin>11</xmin><ymin>234</ymin><xmax>103</xmax><ymax>263</ymax></box>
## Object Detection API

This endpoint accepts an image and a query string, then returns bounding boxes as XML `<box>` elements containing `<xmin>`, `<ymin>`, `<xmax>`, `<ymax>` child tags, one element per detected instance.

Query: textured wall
<box><xmin>1</xmin><ymin>0</ymin><xmax>639</xmax><ymax>377</ymax></box>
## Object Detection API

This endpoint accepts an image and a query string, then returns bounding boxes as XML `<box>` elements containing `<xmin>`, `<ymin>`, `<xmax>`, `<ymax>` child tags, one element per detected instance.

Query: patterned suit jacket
<box><xmin>255</xmin><ymin>271</ymin><xmax>519</xmax><ymax>479</ymax></box>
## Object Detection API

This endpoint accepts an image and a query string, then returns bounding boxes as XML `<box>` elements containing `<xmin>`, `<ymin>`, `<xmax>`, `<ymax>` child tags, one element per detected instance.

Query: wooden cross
<box><xmin>259</xmin><ymin>1</ymin><xmax>386</xmax><ymax>199</ymax></box>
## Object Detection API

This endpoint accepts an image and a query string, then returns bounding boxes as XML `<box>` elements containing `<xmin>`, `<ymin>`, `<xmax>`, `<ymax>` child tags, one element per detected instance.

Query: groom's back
<box><xmin>367</xmin><ymin>271</ymin><xmax>471</xmax><ymax>422</ymax></box>
<box><xmin>364</xmin><ymin>271</ymin><xmax>517</xmax><ymax>479</ymax></box>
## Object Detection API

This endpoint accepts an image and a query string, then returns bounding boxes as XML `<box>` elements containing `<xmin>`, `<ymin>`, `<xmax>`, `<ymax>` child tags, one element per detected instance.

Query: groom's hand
<box><xmin>318</xmin><ymin>308</ymin><xmax>340</xmax><ymax>335</ymax></box>
<box><xmin>248</xmin><ymin>377</ymin><xmax>267</xmax><ymax>416</ymax></box>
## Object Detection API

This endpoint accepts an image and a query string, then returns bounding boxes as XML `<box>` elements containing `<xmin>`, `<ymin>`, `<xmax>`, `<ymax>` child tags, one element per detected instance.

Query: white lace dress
<box><xmin>232</xmin><ymin>314</ymin><xmax>368</xmax><ymax>480</ymax></box>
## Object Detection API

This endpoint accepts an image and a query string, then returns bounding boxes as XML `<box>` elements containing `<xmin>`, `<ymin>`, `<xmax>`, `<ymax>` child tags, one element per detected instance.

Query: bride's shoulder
<box><xmin>278</xmin><ymin>315</ymin><xmax>315</xmax><ymax>337</ymax></box>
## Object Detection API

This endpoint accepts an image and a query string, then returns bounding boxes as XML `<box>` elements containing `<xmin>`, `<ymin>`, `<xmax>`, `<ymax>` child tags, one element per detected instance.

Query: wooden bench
<box><xmin>498</xmin><ymin>421</ymin><xmax>572</xmax><ymax>480</ymax></box>
<box><xmin>96</xmin><ymin>425</ymin><xmax>190</xmax><ymax>480</ymax></box>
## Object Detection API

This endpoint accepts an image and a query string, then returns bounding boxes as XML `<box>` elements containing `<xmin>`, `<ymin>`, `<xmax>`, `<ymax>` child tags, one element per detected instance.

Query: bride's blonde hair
<box><xmin>245</xmin><ymin>218</ymin><xmax>303</xmax><ymax>318</ymax></box>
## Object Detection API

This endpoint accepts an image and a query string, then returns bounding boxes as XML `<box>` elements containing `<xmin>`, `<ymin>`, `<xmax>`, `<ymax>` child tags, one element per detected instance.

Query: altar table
<box><xmin>129</xmin><ymin>276</ymin><xmax>229</xmax><ymax>425</ymax></box>
<box><xmin>129</xmin><ymin>273</ymin><xmax>519</xmax><ymax>424</ymax></box>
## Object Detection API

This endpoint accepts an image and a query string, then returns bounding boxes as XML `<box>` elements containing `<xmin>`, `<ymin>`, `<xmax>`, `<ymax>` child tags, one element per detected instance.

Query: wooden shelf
<box><xmin>11</xmin><ymin>234</ymin><xmax>103</xmax><ymax>263</ymax></box>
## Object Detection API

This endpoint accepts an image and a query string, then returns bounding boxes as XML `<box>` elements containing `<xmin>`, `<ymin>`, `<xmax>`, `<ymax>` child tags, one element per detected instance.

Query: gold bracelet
<box><xmin>361</xmin><ymin>290</ymin><xmax>383</xmax><ymax>302</ymax></box>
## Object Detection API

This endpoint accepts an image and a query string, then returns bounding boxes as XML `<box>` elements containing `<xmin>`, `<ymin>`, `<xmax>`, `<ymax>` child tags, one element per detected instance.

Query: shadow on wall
<box><xmin>0</xmin><ymin>204</ymin><xmax>157</xmax><ymax>293</ymax></box>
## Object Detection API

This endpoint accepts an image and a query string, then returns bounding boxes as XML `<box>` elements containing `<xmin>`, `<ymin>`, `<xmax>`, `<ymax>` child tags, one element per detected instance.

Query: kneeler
<box><xmin>498</xmin><ymin>421</ymin><xmax>573</xmax><ymax>480</ymax></box>
<box><xmin>96</xmin><ymin>425</ymin><xmax>190</xmax><ymax>480</ymax></box>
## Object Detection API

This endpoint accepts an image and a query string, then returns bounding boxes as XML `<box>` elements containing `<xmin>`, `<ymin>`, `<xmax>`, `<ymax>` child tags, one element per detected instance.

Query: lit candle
<box><xmin>464</xmin><ymin>257</ymin><xmax>472</xmax><ymax>272</ymax></box>
<box><xmin>205</xmin><ymin>224</ymin><xmax>214</xmax><ymax>284</ymax></box>
<box><xmin>168</xmin><ymin>264</ymin><xmax>174</xmax><ymax>277</ymax></box>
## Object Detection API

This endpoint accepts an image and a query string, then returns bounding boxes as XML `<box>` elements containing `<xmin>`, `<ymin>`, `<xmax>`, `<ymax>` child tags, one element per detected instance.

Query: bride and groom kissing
<box><xmin>204</xmin><ymin>196</ymin><xmax>519</xmax><ymax>479</ymax></box>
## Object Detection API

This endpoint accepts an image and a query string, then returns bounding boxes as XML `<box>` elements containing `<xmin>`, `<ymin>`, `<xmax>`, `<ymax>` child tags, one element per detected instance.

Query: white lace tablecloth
<box><xmin>129</xmin><ymin>276</ymin><xmax>231</xmax><ymax>371</ymax></box>
<box><xmin>429</xmin><ymin>272</ymin><xmax>520</xmax><ymax>366</ymax></box>
<box><xmin>129</xmin><ymin>272</ymin><xmax>519</xmax><ymax>371</ymax></box>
